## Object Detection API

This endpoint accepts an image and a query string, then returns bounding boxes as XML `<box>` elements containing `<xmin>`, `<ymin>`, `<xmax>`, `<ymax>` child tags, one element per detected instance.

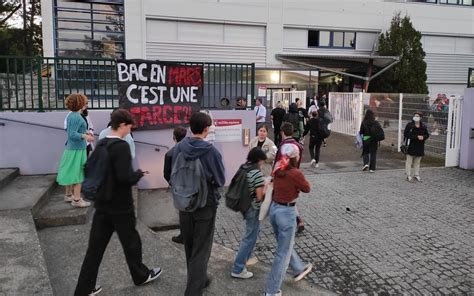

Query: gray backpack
<box><xmin>170</xmin><ymin>152</ymin><xmax>208</xmax><ymax>212</ymax></box>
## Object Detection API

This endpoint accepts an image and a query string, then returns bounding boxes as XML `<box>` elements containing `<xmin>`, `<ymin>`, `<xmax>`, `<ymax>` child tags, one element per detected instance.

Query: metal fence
<box><xmin>0</xmin><ymin>56</ymin><xmax>255</xmax><ymax>111</ymax></box>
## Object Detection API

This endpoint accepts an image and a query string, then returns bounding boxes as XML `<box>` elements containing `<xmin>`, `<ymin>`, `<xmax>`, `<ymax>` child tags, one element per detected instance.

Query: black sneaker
<box><xmin>204</xmin><ymin>277</ymin><xmax>212</xmax><ymax>288</ymax></box>
<box><xmin>89</xmin><ymin>286</ymin><xmax>102</xmax><ymax>295</ymax></box>
<box><xmin>172</xmin><ymin>234</ymin><xmax>184</xmax><ymax>244</ymax></box>
<box><xmin>140</xmin><ymin>267</ymin><xmax>162</xmax><ymax>285</ymax></box>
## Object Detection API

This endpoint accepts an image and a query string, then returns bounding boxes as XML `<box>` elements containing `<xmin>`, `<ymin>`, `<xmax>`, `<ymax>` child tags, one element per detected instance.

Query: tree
<box><xmin>369</xmin><ymin>12</ymin><xmax>428</xmax><ymax>94</ymax></box>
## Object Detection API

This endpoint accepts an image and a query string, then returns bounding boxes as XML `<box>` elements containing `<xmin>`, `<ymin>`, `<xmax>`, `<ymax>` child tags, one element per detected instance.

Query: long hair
<box><xmin>363</xmin><ymin>109</ymin><xmax>375</xmax><ymax>124</ymax></box>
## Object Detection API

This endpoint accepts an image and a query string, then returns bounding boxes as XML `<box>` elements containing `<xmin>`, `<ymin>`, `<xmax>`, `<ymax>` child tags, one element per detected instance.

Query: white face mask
<box><xmin>413</xmin><ymin>116</ymin><xmax>421</xmax><ymax>122</ymax></box>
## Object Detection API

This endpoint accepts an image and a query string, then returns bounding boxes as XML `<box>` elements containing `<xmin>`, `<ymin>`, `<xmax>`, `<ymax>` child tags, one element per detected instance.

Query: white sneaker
<box><xmin>246</xmin><ymin>256</ymin><xmax>258</xmax><ymax>266</ymax></box>
<box><xmin>231</xmin><ymin>267</ymin><xmax>253</xmax><ymax>279</ymax></box>
<box><xmin>362</xmin><ymin>164</ymin><xmax>369</xmax><ymax>171</ymax></box>
<box><xmin>64</xmin><ymin>194</ymin><xmax>74</xmax><ymax>202</ymax></box>
<box><xmin>88</xmin><ymin>286</ymin><xmax>102</xmax><ymax>295</ymax></box>
<box><xmin>310</xmin><ymin>159</ymin><xmax>316</xmax><ymax>167</ymax></box>
<box><xmin>414</xmin><ymin>176</ymin><xmax>422</xmax><ymax>182</ymax></box>
<box><xmin>71</xmin><ymin>198</ymin><xmax>91</xmax><ymax>208</ymax></box>
<box><xmin>407</xmin><ymin>176</ymin><xmax>413</xmax><ymax>182</ymax></box>
<box><xmin>369</xmin><ymin>170</ymin><xmax>375</xmax><ymax>173</ymax></box>
<box><xmin>140</xmin><ymin>267</ymin><xmax>162</xmax><ymax>285</ymax></box>
<box><xmin>294</xmin><ymin>263</ymin><xmax>313</xmax><ymax>282</ymax></box>
<box><xmin>265</xmin><ymin>291</ymin><xmax>282</xmax><ymax>296</ymax></box>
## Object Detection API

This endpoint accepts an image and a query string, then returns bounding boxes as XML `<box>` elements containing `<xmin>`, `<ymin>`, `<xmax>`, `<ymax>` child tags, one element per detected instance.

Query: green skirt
<box><xmin>56</xmin><ymin>149</ymin><xmax>87</xmax><ymax>185</ymax></box>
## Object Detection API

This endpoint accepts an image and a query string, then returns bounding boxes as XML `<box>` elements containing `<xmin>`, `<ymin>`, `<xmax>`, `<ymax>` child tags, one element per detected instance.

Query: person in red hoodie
<box><xmin>274</xmin><ymin>122</ymin><xmax>305</xmax><ymax>233</ymax></box>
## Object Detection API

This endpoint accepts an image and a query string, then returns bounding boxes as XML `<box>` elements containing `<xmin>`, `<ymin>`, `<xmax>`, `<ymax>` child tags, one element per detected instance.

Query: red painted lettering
<box><xmin>152</xmin><ymin>105</ymin><xmax>163</xmax><ymax>124</ymax></box>
<box><xmin>163</xmin><ymin>105</ymin><xmax>173</xmax><ymax>124</ymax></box>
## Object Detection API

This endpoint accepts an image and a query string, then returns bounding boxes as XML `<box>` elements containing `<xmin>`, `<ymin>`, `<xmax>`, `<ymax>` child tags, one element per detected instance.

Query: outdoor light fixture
<box><xmin>271</xmin><ymin>71</ymin><xmax>280</xmax><ymax>83</ymax></box>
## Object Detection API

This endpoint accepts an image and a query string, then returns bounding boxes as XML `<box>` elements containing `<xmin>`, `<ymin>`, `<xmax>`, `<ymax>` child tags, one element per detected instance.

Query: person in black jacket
<box><xmin>270</xmin><ymin>102</ymin><xmax>286</xmax><ymax>146</ymax></box>
<box><xmin>163</xmin><ymin>126</ymin><xmax>187</xmax><ymax>244</ymax></box>
<box><xmin>359</xmin><ymin>109</ymin><xmax>381</xmax><ymax>172</ymax></box>
<box><xmin>303</xmin><ymin>111</ymin><xmax>323</xmax><ymax>168</ymax></box>
<box><xmin>74</xmin><ymin>109</ymin><xmax>162</xmax><ymax>296</ymax></box>
<box><xmin>404</xmin><ymin>112</ymin><xmax>430</xmax><ymax>182</ymax></box>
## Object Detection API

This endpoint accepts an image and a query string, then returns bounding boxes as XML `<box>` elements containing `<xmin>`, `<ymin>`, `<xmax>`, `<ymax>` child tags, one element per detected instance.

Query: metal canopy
<box><xmin>276</xmin><ymin>53</ymin><xmax>400</xmax><ymax>81</ymax></box>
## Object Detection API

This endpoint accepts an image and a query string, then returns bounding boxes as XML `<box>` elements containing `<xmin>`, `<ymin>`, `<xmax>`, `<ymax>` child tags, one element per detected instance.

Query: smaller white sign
<box><xmin>214</xmin><ymin>119</ymin><xmax>242</xmax><ymax>143</ymax></box>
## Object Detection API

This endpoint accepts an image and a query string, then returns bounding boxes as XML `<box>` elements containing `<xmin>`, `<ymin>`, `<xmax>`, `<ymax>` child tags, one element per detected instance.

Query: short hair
<box><xmin>173</xmin><ymin>126</ymin><xmax>187</xmax><ymax>142</ymax></box>
<box><xmin>256</xmin><ymin>98</ymin><xmax>263</xmax><ymax>103</ymax></box>
<box><xmin>65</xmin><ymin>93</ymin><xmax>87</xmax><ymax>112</ymax></box>
<box><xmin>189</xmin><ymin>112</ymin><xmax>212</xmax><ymax>134</ymax></box>
<box><xmin>414</xmin><ymin>111</ymin><xmax>423</xmax><ymax>117</ymax></box>
<box><xmin>110</xmin><ymin>109</ymin><xmax>135</xmax><ymax>130</ymax></box>
<box><xmin>258</xmin><ymin>125</ymin><xmax>268</xmax><ymax>132</ymax></box>
<box><xmin>295</xmin><ymin>98</ymin><xmax>300</xmax><ymax>102</ymax></box>
<box><xmin>247</xmin><ymin>147</ymin><xmax>267</xmax><ymax>163</ymax></box>
<box><xmin>280</xmin><ymin>122</ymin><xmax>294</xmax><ymax>136</ymax></box>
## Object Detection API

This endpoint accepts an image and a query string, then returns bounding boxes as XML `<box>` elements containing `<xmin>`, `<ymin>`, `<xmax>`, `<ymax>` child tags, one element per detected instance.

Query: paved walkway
<box><xmin>214</xmin><ymin>167</ymin><xmax>474</xmax><ymax>294</ymax></box>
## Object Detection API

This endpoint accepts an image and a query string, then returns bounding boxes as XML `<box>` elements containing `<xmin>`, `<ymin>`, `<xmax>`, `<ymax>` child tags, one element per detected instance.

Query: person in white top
<box><xmin>254</xmin><ymin>98</ymin><xmax>267</xmax><ymax>135</ymax></box>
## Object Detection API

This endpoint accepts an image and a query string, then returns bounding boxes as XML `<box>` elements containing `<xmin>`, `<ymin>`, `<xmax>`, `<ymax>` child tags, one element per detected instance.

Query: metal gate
<box><xmin>328</xmin><ymin>92</ymin><xmax>364</xmax><ymax>136</ymax></box>
<box><xmin>445</xmin><ymin>97</ymin><xmax>463</xmax><ymax>167</ymax></box>
<box><xmin>272</xmin><ymin>91</ymin><xmax>307</xmax><ymax>110</ymax></box>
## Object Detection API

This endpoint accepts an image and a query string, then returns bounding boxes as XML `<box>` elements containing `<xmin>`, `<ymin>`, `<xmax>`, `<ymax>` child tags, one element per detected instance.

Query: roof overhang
<box><xmin>276</xmin><ymin>53</ymin><xmax>400</xmax><ymax>81</ymax></box>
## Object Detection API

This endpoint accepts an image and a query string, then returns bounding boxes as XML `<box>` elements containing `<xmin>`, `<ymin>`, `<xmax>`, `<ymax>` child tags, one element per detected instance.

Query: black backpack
<box><xmin>371</xmin><ymin>122</ymin><xmax>385</xmax><ymax>142</ymax></box>
<box><xmin>319</xmin><ymin>118</ymin><xmax>331</xmax><ymax>139</ymax></box>
<box><xmin>285</xmin><ymin>112</ymin><xmax>301</xmax><ymax>138</ymax></box>
<box><xmin>225</xmin><ymin>163</ymin><xmax>257</xmax><ymax>214</ymax></box>
<box><xmin>82</xmin><ymin>138</ymin><xmax>121</xmax><ymax>202</ymax></box>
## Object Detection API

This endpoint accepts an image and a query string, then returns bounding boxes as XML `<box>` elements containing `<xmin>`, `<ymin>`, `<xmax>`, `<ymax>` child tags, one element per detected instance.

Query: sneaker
<box><xmin>231</xmin><ymin>267</ymin><xmax>253</xmax><ymax>279</ymax></box>
<box><xmin>362</xmin><ymin>165</ymin><xmax>369</xmax><ymax>171</ymax></box>
<box><xmin>414</xmin><ymin>176</ymin><xmax>422</xmax><ymax>182</ymax></box>
<box><xmin>407</xmin><ymin>176</ymin><xmax>413</xmax><ymax>182</ymax></box>
<box><xmin>140</xmin><ymin>267</ymin><xmax>162</xmax><ymax>285</ymax></box>
<box><xmin>369</xmin><ymin>170</ymin><xmax>375</xmax><ymax>173</ymax></box>
<box><xmin>71</xmin><ymin>198</ymin><xmax>91</xmax><ymax>208</ymax></box>
<box><xmin>310</xmin><ymin>159</ymin><xmax>316</xmax><ymax>167</ymax></box>
<box><xmin>246</xmin><ymin>256</ymin><xmax>258</xmax><ymax>266</ymax></box>
<box><xmin>64</xmin><ymin>194</ymin><xmax>74</xmax><ymax>202</ymax></box>
<box><xmin>204</xmin><ymin>277</ymin><xmax>212</xmax><ymax>288</ymax></box>
<box><xmin>265</xmin><ymin>291</ymin><xmax>282</xmax><ymax>296</ymax></box>
<box><xmin>172</xmin><ymin>234</ymin><xmax>184</xmax><ymax>244</ymax></box>
<box><xmin>315</xmin><ymin>163</ymin><xmax>319</xmax><ymax>168</ymax></box>
<box><xmin>294</xmin><ymin>263</ymin><xmax>313</xmax><ymax>282</ymax></box>
<box><xmin>88</xmin><ymin>286</ymin><xmax>102</xmax><ymax>296</ymax></box>
<box><xmin>431</xmin><ymin>131</ymin><xmax>439</xmax><ymax>136</ymax></box>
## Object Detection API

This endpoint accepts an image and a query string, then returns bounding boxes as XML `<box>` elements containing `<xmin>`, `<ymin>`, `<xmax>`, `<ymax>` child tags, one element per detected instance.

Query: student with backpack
<box><xmin>170</xmin><ymin>112</ymin><xmax>225</xmax><ymax>296</ymax></box>
<box><xmin>303</xmin><ymin>111</ymin><xmax>327</xmax><ymax>168</ymax></box>
<box><xmin>283</xmin><ymin>103</ymin><xmax>303</xmax><ymax>142</ymax></box>
<box><xmin>404</xmin><ymin>112</ymin><xmax>429</xmax><ymax>182</ymax></box>
<box><xmin>359</xmin><ymin>109</ymin><xmax>384</xmax><ymax>173</ymax></box>
<box><xmin>265</xmin><ymin>143</ymin><xmax>312</xmax><ymax>296</ymax></box>
<box><xmin>163</xmin><ymin>126</ymin><xmax>188</xmax><ymax>244</ymax></box>
<box><xmin>229</xmin><ymin>148</ymin><xmax>268</xmax><ymax>279</ymax></box>
<box><xmin>75</xmin><ymin>109</ymin><xmax>162</xmax><ymax>296</ymax></box>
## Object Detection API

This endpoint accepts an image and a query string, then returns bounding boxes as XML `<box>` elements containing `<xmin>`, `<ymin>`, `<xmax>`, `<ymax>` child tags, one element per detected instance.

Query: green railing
<box><xmin>0</xmin><ymin>55</ymin><xmax>255</xmax><ymax>111</ymax></box>
<box><xmin>469</xmin><ymin>67</ymin><xmax>474</xmax><ymax>88</ymax></box>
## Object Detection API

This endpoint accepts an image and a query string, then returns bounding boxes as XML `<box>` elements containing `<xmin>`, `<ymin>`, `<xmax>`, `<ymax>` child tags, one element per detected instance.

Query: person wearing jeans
<box><xmin>404</xmin><ymin>112</ymin><xmax>429</xmax><ymax>182</ymax></box>
<box><xmin>265</xmin><ymin>143</ymin><xmax>312</xmax><ymax>296</ymax></box>
<box><xmin>231</xmin><ymin>148</ymin><xmax>268</xmax><ymax>279</ymax></box>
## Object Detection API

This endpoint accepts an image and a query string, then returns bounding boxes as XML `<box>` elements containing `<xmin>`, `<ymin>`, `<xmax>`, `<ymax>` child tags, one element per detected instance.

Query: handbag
<box><xmin>258</xmin><ymin>182</ymin><xmax>273</xmax><ymax>221</ymax></box>
<box><xmin>400</xmin><ymin>138</ymin><xmax>409</xmax><ymax>155</ymax></box>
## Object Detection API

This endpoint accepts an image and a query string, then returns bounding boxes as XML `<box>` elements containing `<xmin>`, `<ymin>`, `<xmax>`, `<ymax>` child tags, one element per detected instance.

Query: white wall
<box><xmin>41</xmin><ymin>0</ymin><xmax>55</xmax><ymax>57</ymax></box>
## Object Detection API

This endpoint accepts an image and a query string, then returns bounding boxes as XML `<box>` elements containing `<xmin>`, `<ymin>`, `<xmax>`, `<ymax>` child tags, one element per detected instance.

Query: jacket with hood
<box><xmin>172</xmin><ymin>137</ymin><xmax>226</xmax><ymax>208</ymax></box>
<box><xmin>404</xmin><ymin>121</ymin><xmax>429</xmax><ymax>157</ymax></box>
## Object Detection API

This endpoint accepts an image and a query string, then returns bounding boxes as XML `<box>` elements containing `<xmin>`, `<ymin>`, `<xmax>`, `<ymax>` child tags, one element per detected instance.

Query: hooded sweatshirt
<box><xmin>172</xmin><ymin>137</ymin><xmax>226</xmax><ymax>208</ymax></box>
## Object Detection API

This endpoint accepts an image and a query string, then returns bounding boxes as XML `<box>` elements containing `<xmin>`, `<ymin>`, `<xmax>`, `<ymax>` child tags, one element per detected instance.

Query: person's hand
<box><xmin>417</xmin><ymin>135</ymin><xmax>424</xmax><ymax>141</ymax></box>
<box><xmin>84</xmin><ymin>134</ymin><xmax>94</xmax><ymax>142</ymax></box>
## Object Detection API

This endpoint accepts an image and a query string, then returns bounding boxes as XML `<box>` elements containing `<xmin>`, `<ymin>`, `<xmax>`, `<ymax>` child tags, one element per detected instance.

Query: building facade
<box><xmin>42</xmin><ymin>0</ymin><xmax>474</xmax><ymax>105</ymax></box>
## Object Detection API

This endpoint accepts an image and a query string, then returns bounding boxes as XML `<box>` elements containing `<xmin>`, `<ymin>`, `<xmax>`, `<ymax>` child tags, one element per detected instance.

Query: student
<box><xmin>163</xmin><ymin>126</ymin><xmax>188</xmax><ymax>244</ymax></box>
<box><xmin>57</xmin><ymin>93</ymin><xmax>94</xmax><ymax>208</ymax></box>
<box><xmin>74</xmin><ymin>109</ymin><xmax>162</xmax><ymax>296</ymax></box>
<box><xmin>254</xmin><ymin>98</ymin><xmax>267</xmax><ymax>135</ymax></box>
<box><xmin>248</xmin><ymin>125</ymin><xmax>276</xmax><ymax>177</ymax></box>
<box><xmin>171</xmin><ymin>112</ymin><xmax>226</xmax><ymax>296</ymax></box>
<box><xmin>270</xmin><ymin>102</ymin><xmax>286</xmax><ymax>146</ymax></box>
<box><xmin>359</xmin><ymin>109</ymin><xmax>382</xmax><ymax>172</ymax></box>
<box><xmin>265</xmin><ymin>143</ymin><xmax>312</xmax><ymax>296</ymax></box>
<box><xmin>230</xmin><ymin>148</ymin><xmax>267</xmax><ymax>279</ymax></box>
<box><xmin>404</xmin><ymin>112</ymin><xmax>429</xmax><ymax>182</ymax></box>
<box><xmin>99</xmin><ymin>124</ymin><xmax>136</xmax><ymax>159</ymax></box>
<box><xmin>303</xmin><ymin>111</ymin><xmax>323</xmax><ymax>168</ymax></box>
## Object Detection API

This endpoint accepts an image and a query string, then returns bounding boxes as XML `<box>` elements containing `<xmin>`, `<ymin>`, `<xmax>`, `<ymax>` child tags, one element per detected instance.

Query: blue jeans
<box><xmin>265</xmin><ymin>203</ymin><xmax>306</xmax><ymax>295</ymax></box>
<box><xmin>231</xmin><ymin>207</ymin><xmax>260</xmax><ymax>273</ymax></box>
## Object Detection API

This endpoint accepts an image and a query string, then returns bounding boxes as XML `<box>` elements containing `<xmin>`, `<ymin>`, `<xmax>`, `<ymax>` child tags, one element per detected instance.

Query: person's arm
<box><xmin>423</xmin><ymin>126</ymin><xmax>430</xmax><ymax>141</ymax></box>
<box><xmin>210</xmin><ymin>149</ymin><xmax>226</xmax><ymax>187</ymax></box>
<box><xmin>163</xmin><ymin>152</ymin><xmax>172</xmax><ymax>184</ymax></box>
<box><xmin>111</xmin><ymin>142</ymin><xmax>144</xmax><ymax>185</ymax></box>
<box><xmin>67</xmin><ymin>116</ymin><xmax>91</xmax><ymax>142</ymax></box>
<box><xmin>303</xmin><ymin>119</ymin><xmax>311</xmax><ymax>137</ymax></box>
<box><xmin>293</xmin><ymin>170</ymin><xmax>311</xmax><ymax>193</ymax></box>
<box><xmin>252</xmin><ymin>170</ymin><xmax>265</xmax><ymax>201</ymax></box>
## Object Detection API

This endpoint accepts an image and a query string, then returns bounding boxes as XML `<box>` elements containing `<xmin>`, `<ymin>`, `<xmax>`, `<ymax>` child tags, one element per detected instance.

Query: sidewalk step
<box><xmin>0</xmin><ymin>210</ymin><xmax>53</xmax><ymax>295</ymax></box>
<box><xmin>0</xmin><ymin>175</ymin><xmax>56</xmax><ymax>215</ymax></box>
<box><xmin>138</xmin><ymin>188</ymin><xmax>179</xmax><ymax>231</ymax></box>
<box><xmin>34</xmin><ymin>186</ymin><xmax>93</xmax><ymax>230</ymax></box>
<box><xmin>0</xmin><ymin>167</ymin><xmax>19</xmax><ymax>190</ymax></box>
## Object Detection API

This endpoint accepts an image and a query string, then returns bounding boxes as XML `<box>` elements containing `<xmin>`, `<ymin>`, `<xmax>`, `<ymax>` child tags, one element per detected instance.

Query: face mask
<box><xmin>413</xmin><ymin>116</ymin><xmax>420</xmax><ymax>122</ymax></box>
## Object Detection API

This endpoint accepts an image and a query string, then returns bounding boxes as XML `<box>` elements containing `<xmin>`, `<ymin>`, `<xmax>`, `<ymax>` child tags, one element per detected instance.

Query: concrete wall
<box><xmin>0</xmin><ymin>110</ymin><xmax>255</xmax><ymax>189</ymax></box>
<box><xmin>460</xmin><ymin>88</ymin><xmax>474</xmax><ymax>170</ymax></box>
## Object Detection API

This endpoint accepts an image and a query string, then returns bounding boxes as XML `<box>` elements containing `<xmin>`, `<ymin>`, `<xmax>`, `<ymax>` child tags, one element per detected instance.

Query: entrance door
<box><xmin>445</xmin><ymin>97</ymin><xmax>463</xmax><ymax>167</ymax></box>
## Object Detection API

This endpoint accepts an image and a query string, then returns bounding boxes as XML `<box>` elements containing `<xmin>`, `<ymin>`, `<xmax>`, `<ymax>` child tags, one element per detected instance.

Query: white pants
<box><xmin>406</xmin><ymin>155</ymin><xmax>422</xmax><ymax>177</ymax></box>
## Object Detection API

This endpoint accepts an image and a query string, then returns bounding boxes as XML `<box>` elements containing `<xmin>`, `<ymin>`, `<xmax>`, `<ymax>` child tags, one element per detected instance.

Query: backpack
<box><xmin>170</xmin><ymin>152</ymin><xmax>208</xmax><ymax>212</ymax></box>
<box><xmin>319</xmin><ymin>118</ymin><xmax>331</xmax><ymax>139</ymax></box>
<box><xmin>323</xmin><ymin>110</ymin><xmax>333</xmax><ymax>124</ymax></box>
<box><xmin>82</xmin><ymin>138</ymin><xmax>121</xmax><ymax>202</ymax></box>
<box><xmin>225</xmin><ymin>163</ymin><xmax>257</xmax><ymax>214</ymax></box>
<box><xmin>370</xmin><ymin>122</ymin><xmax>385</xmax><ymax>142</ymax></box>
<box><xmin>285</xmin><ymin>112</ymin><xmax>301</xmax><ymax>138</ymax></box>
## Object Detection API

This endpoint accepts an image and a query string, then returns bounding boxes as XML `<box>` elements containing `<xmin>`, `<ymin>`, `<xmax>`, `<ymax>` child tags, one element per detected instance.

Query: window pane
<box><xmin>319</xmin><ymin>31</ymin><xmax>330</xmax><ymax>47</ymax></box>
<box><xmin>57</xmin><ymin>20</ymin><xmax>92</xmax><ymax>30</ymax></box>
<box><xmin>462</xmin><ymin>0</ymin><xmax>472</xmax><ymax>4</ymax></box>
<box><xmin>57</xmin><ymin>10</ymin><xmax>91</xmax><ymax>20</ymax></box>
<box><xmin>344</xmin><ymin>32</ymin><xmax>355</xmax><ymax>48</ymax></box>
<box><xmin>281</xmin><ymin>71</ymin><xmax>310</xmax><ymax>84</ymax></box>
<box><xmin>308</xmin><ymin>30</ymin><xmax>319</xmax><ymax>47</ymax></box>
<box><xmin>56</xmin><ymin>1</ymin><xmax>91</xmax><ymax>10</ymax></box>
<box><xmin>57</xmin><ymin>29</ymin><xmax>92</xmax><ymax>39</ymax></box>
<box><xmin>93</xmin><ymin>31</ymin><xmax>124</xmax><ymax>42</ymax></box>
<box><xmin>333</xmin><ymin>32</ymin><xmax>344</xmax><ymax>47</ymax></box>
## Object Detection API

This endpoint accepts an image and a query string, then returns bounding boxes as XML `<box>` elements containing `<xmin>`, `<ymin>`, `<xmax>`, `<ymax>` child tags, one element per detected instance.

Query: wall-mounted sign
<box><xmin>214</xmin><ymin>119</ymin><xmax>242</xmax><ymax>143</ymax></box>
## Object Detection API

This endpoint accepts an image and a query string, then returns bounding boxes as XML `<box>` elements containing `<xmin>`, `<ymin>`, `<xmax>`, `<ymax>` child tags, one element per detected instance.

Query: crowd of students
<box><xmin>59</xmin><ymin>92</ymin><xmax>430</xmax><ymax>296</ymax></box>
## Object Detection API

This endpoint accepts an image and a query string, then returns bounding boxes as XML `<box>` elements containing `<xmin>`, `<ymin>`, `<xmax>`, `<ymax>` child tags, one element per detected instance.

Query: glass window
<box><xmin>344</xmin><ymin>32</ymin><xmax>355</xmax><ymax>48</ymax></box>
<box><xmin>281</xmin><ymin>71</ymin><xmax>310</xmax><ymax>85</ymax></box>
<box><xmin>57</xmin><ymin>20</ymin><xmax>92</xmax><ymax>30</ymax></box>
<box><xmin>256</xmin><ymin>70</ymin><xmax>280</xmax><ymax>84</ymax></box>
<box><xmin>57</xmin><ymin>29</ymin><xmax>92</xmax><ymax>40</ymax></box>
<box><xmin>57</xmin><ymin>9</ymin><xmax>91</xmax><ymax>20</ymax></box>
<box><xmin>308</xmin><ymin>30</ymin><xmax>319</xmax><ymax>47</ymax></box>
<box><xmin>319</xmin><ymin>31</ymin><xmax>330</xmax><ymax>47</ymax></box>
<box><xmin>333</xmin><ymin>32</ymin><xmax>344</xmax><ymax>47</ymax></box>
